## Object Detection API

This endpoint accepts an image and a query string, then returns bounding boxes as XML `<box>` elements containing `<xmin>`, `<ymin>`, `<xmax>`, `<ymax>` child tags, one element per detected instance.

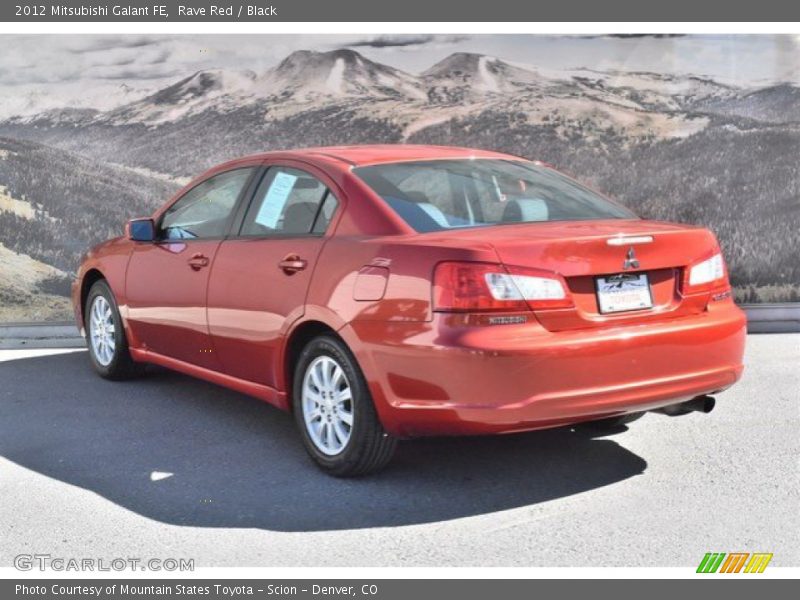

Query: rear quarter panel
<box><xmin>307</xmin><ymin>236</ymin><xmax>499</xmax><ymax>325</ymax></box>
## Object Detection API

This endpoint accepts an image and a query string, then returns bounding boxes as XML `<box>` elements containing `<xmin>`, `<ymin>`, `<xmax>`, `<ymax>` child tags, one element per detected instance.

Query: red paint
<box><xmin>72</xmin><ymin>145</ymin><xmax>746</xmax><ymax>437</ymax></box>
<box><xmin>125</xmin><ymin>239</ymin><xmax>223</xmax><ymax>370</ymax></box>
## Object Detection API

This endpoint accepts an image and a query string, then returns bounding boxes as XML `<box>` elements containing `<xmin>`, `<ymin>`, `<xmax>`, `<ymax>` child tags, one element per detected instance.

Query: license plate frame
<box><xmin>595</xmin><ymin>272</ymin><xmax>654</xmax><ymax>314</ymax></box>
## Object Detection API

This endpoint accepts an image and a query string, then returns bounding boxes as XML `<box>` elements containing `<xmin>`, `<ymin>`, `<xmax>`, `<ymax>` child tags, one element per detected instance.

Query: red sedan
<box><xmin>72</xmin><ymin>145</ymin><xmax>746</xmax><ymax>476</ymax></box>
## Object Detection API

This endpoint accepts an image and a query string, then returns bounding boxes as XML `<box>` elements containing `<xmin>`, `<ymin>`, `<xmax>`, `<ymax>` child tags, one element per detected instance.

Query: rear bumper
<box><xmin>343</xmin><ymin>300</ymin><xmax>746</xmax><ymax>436</ymax></box>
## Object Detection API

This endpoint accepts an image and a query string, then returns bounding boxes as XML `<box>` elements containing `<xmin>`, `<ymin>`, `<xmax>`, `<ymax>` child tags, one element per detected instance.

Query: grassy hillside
<box><xmin>0</xmin><ymin>104</ymin><xmax>404</xmax><ymax>179</ymax></box>
<box><xmin>0</xmin><ymin>242</ymin><xmax>72</xmax><ymax>322</ymax></box>
<box><xmin>0</xmin><ymin>137</ymin><xmax>178</xmax><ymax>274</ymax></box>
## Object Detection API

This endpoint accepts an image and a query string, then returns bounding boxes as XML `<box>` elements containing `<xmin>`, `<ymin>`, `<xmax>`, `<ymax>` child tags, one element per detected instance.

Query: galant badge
<box><xmin>623</xmin><ymin>247</ymin><xmax>640</xmax><ymax>270</ymax></box>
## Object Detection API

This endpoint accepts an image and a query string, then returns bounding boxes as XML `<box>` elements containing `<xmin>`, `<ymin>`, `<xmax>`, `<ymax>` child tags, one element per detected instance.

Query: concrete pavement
<box><xmin>0</xmin><ymin>334</ymin><xmax>797</xmax><ymax>567</ymax></box>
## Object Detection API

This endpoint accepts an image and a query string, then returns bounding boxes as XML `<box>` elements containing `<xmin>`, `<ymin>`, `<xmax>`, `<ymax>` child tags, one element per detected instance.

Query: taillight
<box><xmin>683</xmin><ymin>252</ymin><xmax>729</xmax><ymax>294</ymax></box>
<box><xmin>433</xmin><ymin>262</ymin><xmax>573</xmax><ymax>312</ymax></box>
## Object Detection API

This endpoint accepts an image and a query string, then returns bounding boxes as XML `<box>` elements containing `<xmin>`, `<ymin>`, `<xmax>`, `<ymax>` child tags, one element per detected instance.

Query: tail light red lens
<box><xmin>433</xmin><ymin>262</ymin><xmax>573</xmax><ymax>312</ymax></box>
<box><xmin>683</xmin><ymin>251</ymin><xmax>730</xmax><ymax>295</ymax></box>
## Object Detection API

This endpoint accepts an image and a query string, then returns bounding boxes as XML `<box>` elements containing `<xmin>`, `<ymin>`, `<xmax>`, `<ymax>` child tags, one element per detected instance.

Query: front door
<box><xmin>207</xmin><ymin>165</ymin><xmax>340</xmax><ymax>387</ymax></box>
<box><xmin>125</xmin><ymin>167</ymin><xmax>256</xmax><ymax>369</ymax></box>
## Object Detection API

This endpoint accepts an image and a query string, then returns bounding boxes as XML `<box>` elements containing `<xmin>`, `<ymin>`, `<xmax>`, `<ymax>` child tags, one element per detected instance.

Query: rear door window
<box><xmin>241</xmin><ymin>167</ymin><xmax>337</xmax><ymax>236</ymax></box>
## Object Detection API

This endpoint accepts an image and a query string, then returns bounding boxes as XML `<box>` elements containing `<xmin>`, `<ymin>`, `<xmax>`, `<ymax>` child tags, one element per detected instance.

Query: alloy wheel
<box><xmin>301</xmin><ymin>355</ymin><xmax>354</xmax><ymax>456</ymax></box>
<box><xmin>89</xmin><ymin>295</ymin><xmax>116</xmax><ymax>366</ymax></box>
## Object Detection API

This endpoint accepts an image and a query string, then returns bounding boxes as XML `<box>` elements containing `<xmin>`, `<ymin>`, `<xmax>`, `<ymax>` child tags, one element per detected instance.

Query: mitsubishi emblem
<box><xmin>623</xmin><ymin>247</ymin><xmax>640</xmax><ymax>270</ymax></box>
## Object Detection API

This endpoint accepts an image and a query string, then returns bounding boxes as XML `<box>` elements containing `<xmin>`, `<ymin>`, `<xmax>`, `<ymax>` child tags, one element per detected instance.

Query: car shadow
<box><xmin>0</xmin><ymin>351</ymin><xmax>647</xmax><ymax>532</ymax></box>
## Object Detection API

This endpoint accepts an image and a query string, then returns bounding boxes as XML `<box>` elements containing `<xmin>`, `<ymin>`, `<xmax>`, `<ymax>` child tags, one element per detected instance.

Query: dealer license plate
<box><xmin>595</xmin><ymin>273</ymin><xmax>653</xmax><ymax>314</ymax></box>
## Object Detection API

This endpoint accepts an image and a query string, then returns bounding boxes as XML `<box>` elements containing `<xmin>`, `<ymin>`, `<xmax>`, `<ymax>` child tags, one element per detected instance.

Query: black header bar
<box><xmin>2</xmin><ymin>0</ymin><xmax>800</xmax><ymax>22</ymax></box>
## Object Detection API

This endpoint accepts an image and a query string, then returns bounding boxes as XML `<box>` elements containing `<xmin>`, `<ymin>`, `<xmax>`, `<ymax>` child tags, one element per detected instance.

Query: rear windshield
<box><xmin>354</xmin><ymin>159</ymin><xmax>636</xmax><ymax>232</ymax></box>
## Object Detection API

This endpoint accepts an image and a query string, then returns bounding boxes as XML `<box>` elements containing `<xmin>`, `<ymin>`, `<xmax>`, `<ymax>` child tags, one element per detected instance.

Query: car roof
<box><xmin>232</xmin><ymin>144</ymin><xmax>526</xmax><ymax>168</ymax></box>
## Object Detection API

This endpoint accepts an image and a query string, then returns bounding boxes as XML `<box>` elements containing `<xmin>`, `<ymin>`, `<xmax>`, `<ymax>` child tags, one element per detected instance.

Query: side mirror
<box><xmin>127</xmin><ymin>218</ymin><xmax>156</xmax><ymax>242</ymax></box>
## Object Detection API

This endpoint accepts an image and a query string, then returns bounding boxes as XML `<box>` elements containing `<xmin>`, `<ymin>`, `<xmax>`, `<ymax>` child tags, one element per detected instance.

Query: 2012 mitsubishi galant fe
<box><xmin>72</xmin><ymin>145</ymin><xmax>746</xmax><ymax>476</ymax></box>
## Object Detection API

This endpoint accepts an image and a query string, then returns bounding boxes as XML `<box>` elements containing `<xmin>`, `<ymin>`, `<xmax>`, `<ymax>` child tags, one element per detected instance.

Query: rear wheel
<box><xmin>85</xmin><ymin>280</ymin><xmax>143</xmax><ymax>380</ymax></box>
<box><xmin>292</xmin><ymin>335</ymin><xmax>396</xmax><ymax>477</ymax></box>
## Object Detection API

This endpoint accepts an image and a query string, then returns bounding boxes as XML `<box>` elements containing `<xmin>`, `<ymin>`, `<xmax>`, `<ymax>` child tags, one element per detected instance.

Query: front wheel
<box><xmin>85</xmin><ymin>280</ymin><xmax>143</xmax><ymax>380</ymax></box>
<box><xmin>292</xmin><ymin>335</ymin><xmax>396</xmax><ymax>477</ymax></box>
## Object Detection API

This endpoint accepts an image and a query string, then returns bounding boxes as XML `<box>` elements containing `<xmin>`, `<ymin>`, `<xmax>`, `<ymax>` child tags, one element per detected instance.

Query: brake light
<box><xmin>433</xmin><ymin>262</ymin><xmax>573</xmax><ymax>312</ymax></box>
<box><xmin>684</xmin><ymin>252</ymin><xmax>729</xmax><ymax>294</ymax></box>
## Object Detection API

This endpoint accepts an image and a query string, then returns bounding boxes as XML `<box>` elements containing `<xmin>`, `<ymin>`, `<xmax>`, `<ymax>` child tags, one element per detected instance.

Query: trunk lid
<box><xmin>433</xmin><ymin>219</ymin><xmax>721</xmax><ymax>331</ymax></box>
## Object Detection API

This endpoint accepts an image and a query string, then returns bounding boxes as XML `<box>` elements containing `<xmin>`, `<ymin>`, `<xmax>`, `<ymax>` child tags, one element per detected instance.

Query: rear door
<box><xmin>125</xmin><ymin>167</ymin><xmax>256</xmax><ymax>368</ymax></box>
<box><xmin>207</xmin><ymin>163</ymin><xmax>340</xmax><ymax>387</ymax></box>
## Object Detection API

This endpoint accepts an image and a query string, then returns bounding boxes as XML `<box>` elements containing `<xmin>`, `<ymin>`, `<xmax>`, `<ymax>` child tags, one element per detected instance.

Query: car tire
<box><xmin>84</xmin><ymin>279</ymin><xmax>144</xmax><ymax>380</ymax></box>
<box><xmin>292</xmin><ymin>335</ymin><xmax>396</xmax><ymax>477</ymax></box>
<box><xmin>579</xmin><ymin>411</ymin><xmax>645</xmax><ymax>431</ymax></box>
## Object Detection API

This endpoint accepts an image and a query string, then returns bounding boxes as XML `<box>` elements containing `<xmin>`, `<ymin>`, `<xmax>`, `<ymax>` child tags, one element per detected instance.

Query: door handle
<box><xmin>188</xmin><ymin>253</ymin><xmax>210</xmax><ymax>270</ymax></box>
<box><xmin>278</xmin><ymin>254</ymin><xmax>307</xmax><ymax>275</ymax></box>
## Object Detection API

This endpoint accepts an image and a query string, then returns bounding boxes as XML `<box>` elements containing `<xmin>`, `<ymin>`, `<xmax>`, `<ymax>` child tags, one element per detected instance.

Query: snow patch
<box><xmin>108</xmin><ymin>162</ymin><xmax>190</xmax><ymax>186</ymax></box>
<box><xmin>326</xmin><ymin>58</ymin><xmax>346</xmax><ymax>95</ymax></box>
<box><xmin>0</xmin><ymin>185</ymin><xmax>55</xmax><ymax>221</ymax></box>
<box><xmin>0</xmin><ymin>242</ymin><xmax>66</xmax><ymax>293</ymax></box>
<box><xmin>478</xmin><ymin>56</ymin><xmax>500</xmax><ymax>92</ymax></box>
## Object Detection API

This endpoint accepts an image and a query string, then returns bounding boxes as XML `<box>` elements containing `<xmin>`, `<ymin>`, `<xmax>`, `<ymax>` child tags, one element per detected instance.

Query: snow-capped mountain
<box><xmin>422</xmin><ymin>53</ymin><xmax>551</xmax><ymax>102</ymax></box>
<box><xmin>88</xmin><ymin>49</ymin><xmax>735</xmax><ymax>130</ymax></box>
<box><xmin>255</xmin><ymin>49</ymin><xmax>427</xmax><ymax>101</ymax></box>
<box><xmin>553</xmin><ymin>69</ymin><xmax>737</xmax><ymax>112</ymax></box>
<box><xmin>106</xmin><ymin>69</ymin><xmax>257</xmax><ymax>124</ymax></box>
<box><xmin>104</xmin><ymin>49</ymin><xmax>429</xmax><ymax>126</ymax></box>
<box><xmin>148</xmin><ymin>70</ymin><xmax>256</xmax><ymax>105</ymax></box>
<box><xmin>6</xmin><ymin>47</ymin><xmax>797</xmax><ymax>132</ymax></box>
<box><xmin>1</xmin><ymin>48</ymin><xmax>760</xmax><ymax>134</ymax></box>
<box><xmin>0</xmin><ymin>80</ymin><xmax>153</xmax><ymax>122</ymax></box>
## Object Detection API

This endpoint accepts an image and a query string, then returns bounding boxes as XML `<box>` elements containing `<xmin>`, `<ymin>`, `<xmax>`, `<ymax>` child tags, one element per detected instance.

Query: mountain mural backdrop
<box><xmin>0</xmin><ymin>47</ymin><xmax>798</xmax><ymax>320</ymax></box>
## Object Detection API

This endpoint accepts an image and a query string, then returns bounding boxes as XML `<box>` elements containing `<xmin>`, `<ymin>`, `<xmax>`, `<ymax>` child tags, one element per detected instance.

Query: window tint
<box><xmin>161</xmin><ymin>168</ymin><xmax>254</xmax><ymax>240</ymax></box>
<box><xmin>241</xmin><ymin>167</ymin><xmax>336</xmax><ymax>236</ymax></box>
<box><xmin>354</xmin><ymin>159</ymin><xmax>636</xmax><ymax>233</ymax></box>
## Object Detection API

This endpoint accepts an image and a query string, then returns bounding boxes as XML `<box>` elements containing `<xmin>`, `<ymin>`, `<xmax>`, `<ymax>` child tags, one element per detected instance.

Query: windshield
<box><xmin>354</xmin><ymin>159</ymin><xmax>636</xmax><ymax>232</ymax></box>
